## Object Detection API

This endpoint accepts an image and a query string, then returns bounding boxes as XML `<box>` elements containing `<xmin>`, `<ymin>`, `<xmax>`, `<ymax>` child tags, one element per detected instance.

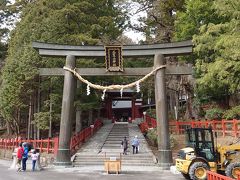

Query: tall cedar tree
<box><xmin>0</xmin><ymin>0</ymin><xmax>127</xmax><ymax>135</ymax></box>
<box><xmin>175</xmin><ymin>0</ymin><xmax>240</xmax><ymax>107</ymax></box>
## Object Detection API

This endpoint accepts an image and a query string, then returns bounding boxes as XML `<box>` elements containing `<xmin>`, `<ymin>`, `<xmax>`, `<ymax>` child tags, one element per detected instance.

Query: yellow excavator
<box><xmin>175</xmin><ymin>127</ymin><xmax>240</xmax><ymax>180</ymax></box>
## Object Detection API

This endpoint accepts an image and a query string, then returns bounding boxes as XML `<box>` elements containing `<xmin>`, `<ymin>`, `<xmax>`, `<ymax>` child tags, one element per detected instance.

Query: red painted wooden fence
<box><xmin>0</xmin><ymin>138</ymin><xmax>56</xmax><ymax>153</ymax></box>
<box><xmin>0</xmin><ymin>119</ymin><xmax>103</xmax><ymax>156</ymax></box>
<box><xmin>141</xmin><ymin>115</ymin><xmax>240</xmax><ymax>137</ymax></box>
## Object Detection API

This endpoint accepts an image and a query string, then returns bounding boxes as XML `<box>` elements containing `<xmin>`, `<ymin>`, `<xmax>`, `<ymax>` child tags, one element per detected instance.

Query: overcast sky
<box><xmin>123</xmin><ymin>1</ymin><xmax>146</xmax><ymax>43</ymax></box>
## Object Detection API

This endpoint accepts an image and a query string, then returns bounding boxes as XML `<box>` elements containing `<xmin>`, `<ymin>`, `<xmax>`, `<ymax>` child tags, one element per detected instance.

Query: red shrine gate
<box><xmin>103</xmin><ymin>90</ymin><xmax>142</xmax><ymax>122</ymax></box>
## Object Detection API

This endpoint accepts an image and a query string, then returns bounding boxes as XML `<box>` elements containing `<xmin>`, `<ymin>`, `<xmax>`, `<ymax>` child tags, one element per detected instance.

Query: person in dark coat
<box><xmin>121</xmin><ymin>137</ymin><xmax>128</xmax><ymax>155</ymax></box>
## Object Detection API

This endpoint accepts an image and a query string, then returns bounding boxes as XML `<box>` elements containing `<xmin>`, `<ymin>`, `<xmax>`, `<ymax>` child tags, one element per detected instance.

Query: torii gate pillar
<box><xmin>55</xmin><ymin>55</ymin><xmax>76</xmax><ymax>165</ymax></box>
<box><xmin>154</xmin><ymin>54</ymin><xmax>172</xmax><ymax>169</ymax></box>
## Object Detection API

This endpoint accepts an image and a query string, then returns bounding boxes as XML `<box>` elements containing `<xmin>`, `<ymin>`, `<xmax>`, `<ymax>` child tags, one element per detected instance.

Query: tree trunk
<box><xmin>33</xmin><ymin>90</ymin><xmax>38</xmax><ymax>140</ymax></box>
<box><xmin>37</xmin><ymin>76</ymin><xmax>41</xmax><ymax>139</ymax></box>
<box><xmin>185</xmin><ymin>91</ymin><xmax>193</xmax><ymax>119</ymax></box>
<box><xmin>175</xmin><ymin>91</ymin><xmax>179</xmax><ymax>120</ymax></box>
<box><xmin>27</xmin><ymin>94</ymin><xmax>33</xmax><ymax>139</ymax></box>
<box><xmin>75</xmin><ymin>108</ymin><xmax>82</xmax><ymax>134</ymax></box>
<box><xmin>97</xmin><ymin>109</ymin><xmax>101</xmax><ymax>119</ymax></box>
<box><xmin>15</xmin><ymin>107</ymin><xmax>21</xmax><ymax>136</ymax></box>
<box><xmin>49</xmin><ymin>96</ymin><xmax>52</xmax><ymax>138</ymax></box>
<box><xmin>88</xmin><ymin>109</ymin><xmax>93</xmax><ymax>126</ymax></box>
<box><xmin>48</xmin><ymin>80</ymin><xmax>52</xmax><ymax>138</ymax></box>
<box><xmin>6</xmin><ymin>121</ymin><xmax>12</xmax><ymax>135</ymax></box>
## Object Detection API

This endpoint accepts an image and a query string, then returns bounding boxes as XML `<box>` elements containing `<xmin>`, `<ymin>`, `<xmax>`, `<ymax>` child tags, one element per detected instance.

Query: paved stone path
<box><xmin>0</xmin><ymin>159</ymin><xmax>184</xmax><ymax>180</ymax></box>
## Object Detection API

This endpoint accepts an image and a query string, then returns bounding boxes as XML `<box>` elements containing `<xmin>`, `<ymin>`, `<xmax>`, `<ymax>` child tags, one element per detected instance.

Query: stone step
<box><xmin>73</xmin><ymin>162</ymin><xmax>156</xmax><ymax>166</ymax></box>
<box><xmin>74</xmin><ymin>159</ymin><xmax>154</xmax><ymax>162</ymax></box>
<box><xmin>104</xmin><ymin>140</ymin><xmax>127</xmax><ymax>143</ymax></box>
<box><xmin>75</xmin><ymin>153</ymin><xmax>154</xmax><ymax>157</ymax></box>
<box><xmin>103</xmin><ymin>144</ymin><xmax>127</xmax><ymax>147</ymax></box>
<box><xmin>74</xmin><ymin>154</ymin><xmax>154</xmax><ymax>158</ymax></box>
<box><xmin>101</xmin><ymin>148</ymin><xmax>123</xmax><ymax>151</ymax></box>
<box><xmin>104</xmin><ymin>141</ymin><xmax>125</xmax><ymax>144</ymax></box>
<box><xmin>101</xmin><ymin>148</ymin><xmax>123</xmax><ymax>152</ymax></box>
<box><xmin>107</xmin><ymin>136</ymin><xmax>128</xmax><ymax>138</ymax></box>
<box><xmin>102</xmin><ymin>144</ymin><xmax>123</xmax><ymax>147</ymax></box>
<box><xmin>105</xmin><ymin>138</ymin><xmax>126</xmax><ymax>140</ymax></box>
<box><xmin>111</xmin><ymin>128</ymin><xmax>128</xmax><ymax>129</ymax></box>
<box><xmin>74</xmin><ymin>158</ymin><xmax>154</xmax><ymax>162</ymax></box>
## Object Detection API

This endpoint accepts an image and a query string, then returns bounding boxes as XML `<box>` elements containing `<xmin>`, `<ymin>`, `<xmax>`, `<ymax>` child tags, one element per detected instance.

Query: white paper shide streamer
<box><xmin>120</xmin><ymin>87</ymin><xmax>124</xmax><ymax>98</ymax></box>
<box><xmin>87</xmin><ymin>84</ymin><xmax>90</xmax><ymax>95</ymax></box>
<box><xmin>136</xmin><ymin>81</ymin><xmax>140</xmax><ymax>92</ymax></box>
<box><xmin>101</xmin><ymin>89</ymin><xmax>106</xmax><ymax>100</ymax></box>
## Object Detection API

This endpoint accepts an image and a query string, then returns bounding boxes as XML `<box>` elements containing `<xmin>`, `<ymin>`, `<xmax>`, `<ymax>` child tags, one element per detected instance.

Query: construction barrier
<box><xmin>207</xmin><ymin>171</ymin><xmax>240</xmax><ymax>180</ymax></box>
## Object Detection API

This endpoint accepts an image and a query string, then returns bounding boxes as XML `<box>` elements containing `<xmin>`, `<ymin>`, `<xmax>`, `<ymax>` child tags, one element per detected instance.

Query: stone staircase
<box><xmin>72</xmin><ymin>122</ymin><xmax>158</xmax><ymax>169</ymax></box>
<box><xmin>101</xmin><ymin>122</ymin><xmax>129</xmax><ymax>153</ymax></box>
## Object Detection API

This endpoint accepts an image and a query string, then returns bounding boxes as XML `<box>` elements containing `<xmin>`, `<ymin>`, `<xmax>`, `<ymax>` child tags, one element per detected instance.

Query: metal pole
<box><xmin>55</xmin><ymin>55</ymin><xmax>76</xmax><ymax>166</ymax></box>
<box><xmin>154</xmin><ymin>54</ymin><xmax>173</xmax><ymax>169</ymax></box>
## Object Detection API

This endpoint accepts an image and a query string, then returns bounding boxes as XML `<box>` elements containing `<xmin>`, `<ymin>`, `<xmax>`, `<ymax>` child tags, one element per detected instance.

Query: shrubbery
<box><xmin>146</xmin><ymin>128</ymin><xmax>176</xmax><ymax>148</ymax></box>
<box><xmin>146</xmin><ymin>128</ymin><xmax>158</xmax><ymax>146</ymax></box>
<box><xmin>223</xmin><ymin>106</ymin><xmax>240</xmax><ymax>120</ymax></box>
<box><xmin>146</xmin><ymin>109</ymin><xmax>156</xmax><ymax>119</ymax></box>
<box><xmin>205</xmin><ymin>108</ymin><xmax>224</xmax><ymax>120</ymax></box>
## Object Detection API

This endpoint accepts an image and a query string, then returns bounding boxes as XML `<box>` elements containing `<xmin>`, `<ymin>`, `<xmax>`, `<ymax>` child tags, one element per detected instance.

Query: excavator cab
<box><xmin>176</xmin><ymin>128</ymin><xmax>217</xmax><ymax>180</ymax></box>
<box><xmin>186</xmin><ymin>128</ymin><xmax>216</xmax><ymax>162</ymax></box>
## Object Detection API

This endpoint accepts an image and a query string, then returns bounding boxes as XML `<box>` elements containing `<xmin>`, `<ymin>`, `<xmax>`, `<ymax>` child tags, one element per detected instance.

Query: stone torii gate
<box><xmin>33</xmin><ymin>40</ymin><xmax>193</xmax><ymax>169</ymax></box>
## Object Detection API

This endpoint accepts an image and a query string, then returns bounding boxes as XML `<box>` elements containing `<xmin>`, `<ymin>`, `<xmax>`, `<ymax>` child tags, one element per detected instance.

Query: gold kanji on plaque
<box><xmin>105</xmin><ymin>46</ymin><xmax>123</xmax><ymax>72</ymax></box>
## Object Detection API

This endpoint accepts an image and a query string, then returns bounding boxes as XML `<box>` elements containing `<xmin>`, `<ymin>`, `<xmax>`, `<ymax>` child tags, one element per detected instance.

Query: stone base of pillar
<box><xmin>157</xmin><ymin>162</ymin><xmax>173</xmax><ymax>170</ymax></box>
<box><xmin>157</xmin><ymin>149</ymin><xmax>173</xmax><ymax>170</ymax></box>
<box><xmin>54</xmin><ymin>149</ymin><xmax>72</xmax><ymax>166</ymax></box>
<box><xmin>53</xmin><ymin>161</ymin><xmax>72</xmax><ymax>166</ymax></box>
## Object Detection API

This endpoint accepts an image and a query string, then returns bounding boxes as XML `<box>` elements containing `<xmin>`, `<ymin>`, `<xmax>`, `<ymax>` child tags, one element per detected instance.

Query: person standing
<box><xmin>22</xmin><ymin>143</ymin><xmax>29</xmax><ymax>171</ymax></box>
<box><xmin>31</xmin><ymin>150</ymin><xmax>39</xmax><ymax>171</ymax></box>
<box><xmin>131</xmin><ymin>135</ymin><xmax>140</xmax><ymax>154</ymax></box>
<box><xmin>121</xmin><ymin>137</ymin><xmax>128</xmax><ymax>155</ymax></box>
<box><xmin>16</xmin><ymin>143</ymin><xmax>24</xmax><ymax>172</ymax></box>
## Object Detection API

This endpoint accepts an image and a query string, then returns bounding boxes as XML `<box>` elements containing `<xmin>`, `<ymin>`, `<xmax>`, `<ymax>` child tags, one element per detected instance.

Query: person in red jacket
<box><xmin>16</xmin><ymin>143</ymin><xmax>24</xmax><ymax>172</ymax></box>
